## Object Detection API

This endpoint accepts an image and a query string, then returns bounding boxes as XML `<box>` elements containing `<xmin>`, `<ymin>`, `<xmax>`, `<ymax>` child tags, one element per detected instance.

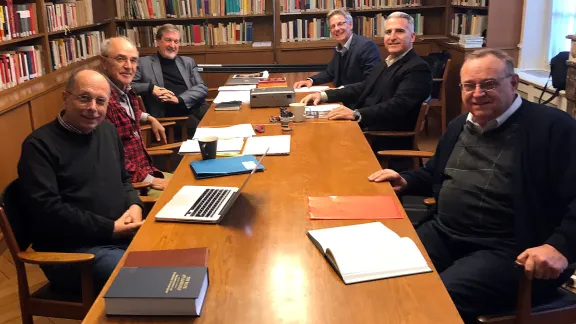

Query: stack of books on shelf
<box><xmin>0</xmin><ymin>46</ymin><xmax>43</xmax><ymax>91</ymax></box>
<box><xmin>115</xmin><ymin>0</ymin><xmax>265</xmax><ymax>19</ymax></box>
<box><xmin>49</xmin><ymin>31</ymin><xmax>104</xmax><ymax>70</ymax></box>
<box><xmin>451</xmin><ymin>12</ymin><xmax>486</xmax><ymax>37</ymax></box>
<box><xmin>457</xmin><ymin>34</ymin><xmax>483</xmax><ymax>48</ymax></box>
<box><xmin>451</xmin><ymin>0</ymin><xmax>487</xmax><ymax>6</ymax></box>
<box><xmin>280</xmin><ymin>12</ymin><xmax>423</xmax><ymax>42</ymax></box>
<box><xmin>0</xmin><ymin>2</ymin><xmax>38</xmax><ymax>41</ymax></box>
<box><xmin>120</xmin><ymin>22</ymin><xmax>254</xmax><ymax>47</ymax></box>
<box><xmin>45</xmin><ymin>0</ymin><xmax>94</xmax><ymax>33</ymax></box>
<box><xmin>280</xmin><ymin>0</ymin><xmax>420</xmax><ymax>14</ymax></box>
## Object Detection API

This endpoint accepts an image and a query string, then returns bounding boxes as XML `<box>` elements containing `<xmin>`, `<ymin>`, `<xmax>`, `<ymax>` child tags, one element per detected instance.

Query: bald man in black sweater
<box><xmin>17</xmin><ymin>69</ymin><xmax>144</xmax><ymax>293</ymax></box>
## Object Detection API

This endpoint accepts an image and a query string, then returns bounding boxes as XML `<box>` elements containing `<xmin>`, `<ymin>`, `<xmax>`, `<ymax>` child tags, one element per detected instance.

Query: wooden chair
<box><xmin>138</xmin><ymin>95</ymin><xmax>190</xmax><ymax>142</ymax></box>
<box><xmin>366</xmin><ymin>102</ymin><xmax>434</xmax><ymax>170</ymax></box>
<box><xmin>0</xmin><ymin>180</ymin><xmax>95</xmax><ymax>324</ymax></box>
<box><xmin>421</xmin><ymin>53</ymin><xmax>451</xmax><ymax>135</ymax></box>
<box><xmin>420</xmin><ymin>198</ymin><xmax>576</xmax><ymax>324</ymax></box>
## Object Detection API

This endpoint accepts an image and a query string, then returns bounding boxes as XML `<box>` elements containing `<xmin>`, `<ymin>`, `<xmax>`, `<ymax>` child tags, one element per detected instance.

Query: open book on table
<box><xmin>307</xmin><ymin>222</ymin><xmax>432</xmax><ymax>284</ymax></box>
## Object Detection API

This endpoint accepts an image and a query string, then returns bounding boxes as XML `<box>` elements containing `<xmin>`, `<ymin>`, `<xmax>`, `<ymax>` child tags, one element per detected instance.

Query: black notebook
<box><xmin>104</xmin><ymin>266</ymin><xmax>209</xmax><ymax>316</ymax></box>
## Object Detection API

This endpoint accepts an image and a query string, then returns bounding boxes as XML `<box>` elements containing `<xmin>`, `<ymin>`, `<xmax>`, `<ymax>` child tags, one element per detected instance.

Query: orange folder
<box><xmin>308</xmin><ymin>196</ymin><xmax>403</xmax><ymax>220</ymax></box>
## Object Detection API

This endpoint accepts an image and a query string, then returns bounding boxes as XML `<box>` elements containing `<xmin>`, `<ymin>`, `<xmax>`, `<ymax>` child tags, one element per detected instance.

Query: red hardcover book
<box><xmin>123</xmin><ymin>248</ymin><xmax>209</xmax><ymax>268</ymax></box>
<box><xmin>308</xmin><ymin>196</ymin><xmax>404</xmax><ymax>220</ymax></box>
<box><xmin>6</xmin><ymin>0</ymin><xmax>15</xmax><ymax>38</ymax></box>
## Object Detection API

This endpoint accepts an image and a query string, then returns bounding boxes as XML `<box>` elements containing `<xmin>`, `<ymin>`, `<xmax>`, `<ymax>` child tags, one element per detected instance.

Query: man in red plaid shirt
<box><xmin>101</xmin><ymin>37</ymin><xmax>171</xmax><ymax>191</ymax></box>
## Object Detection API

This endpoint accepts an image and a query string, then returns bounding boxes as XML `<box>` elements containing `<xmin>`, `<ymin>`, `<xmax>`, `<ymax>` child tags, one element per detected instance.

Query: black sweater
<box><xmin>17</xmin><ymin>120</ymin><xmax>142</xmax><ymax>250</ymax></box>
<box><xmin>400</xmin><ymin>100</ymin><xmax>576</xmax><ymax>263</ymax></box>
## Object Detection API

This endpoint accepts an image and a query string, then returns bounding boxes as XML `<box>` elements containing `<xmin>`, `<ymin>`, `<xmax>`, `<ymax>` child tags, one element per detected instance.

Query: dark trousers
<box><xmin>39</xmin><ymin>240</ymin><xmax>131</xmax><ymax>295</ymax></box>
<box><xmin>166</xmin><ymin>101</ymin><xmax>209</xmax><ymax>139</ymax></box>
<box><xmin>417</xmin><ymin>219</ymin><xmax>572</xmax><ymax>324</ymax></box>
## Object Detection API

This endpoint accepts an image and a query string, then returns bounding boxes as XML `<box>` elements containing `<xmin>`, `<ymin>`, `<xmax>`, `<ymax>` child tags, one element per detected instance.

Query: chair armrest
<box><xmin>377</xmin><ymin>150</ymin><xmax>435</xmax><ymax>158</ymax></box>
<box><xmin>155</xmin><ymin>116</ymin><xmax>189</xmax><ymax>122</ymax></box>
<box><xmin>147</xmin><ymin>142</ymin><xmax>183</xmax><ymax>151</ymax></box>
<box><xmin>423</xmin><ymin>197</ymin><xmax>436</xmax><ymax>207</ymax></box>
<box><xmin>147</xmin><ymin>149</ymin><xmax>173</xmax><ymax>156</ymax></box>
<box><xmin>18</xmin><ymin>251</ymin><xmax>94</xmax><ymax>265</ymax></box>
<box><xmin>364</xmin><ymin>131</ymin><xmax>416</xmax><ymax>137</ymax></box>
<box><xmin>140</xmin><ymin>196</ymin><xmax>158</xmax><ymax>204</ymax></box>
<box><xmin>141</xmin><ymin>121</ymin><xmax>177</xmax><ymax>131</ymax></box>
<box><xmin>132</xmin><ymin>182</ymin><xmax>151</xmax><ymax>190</ymax></box>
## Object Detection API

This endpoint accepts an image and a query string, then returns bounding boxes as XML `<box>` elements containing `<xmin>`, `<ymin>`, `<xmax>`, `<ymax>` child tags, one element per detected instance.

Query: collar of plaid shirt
<box><xmin>57</xmin><ymin>110</ymin><xmax>89</xmax><ymax>134</ymax></box>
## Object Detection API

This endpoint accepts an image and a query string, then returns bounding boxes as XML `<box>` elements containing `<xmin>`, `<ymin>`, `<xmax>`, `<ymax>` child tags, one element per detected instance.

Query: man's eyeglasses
<box><xmin>329</xmin><ymin>21</ymin><xmax>348</xmax><ymax>31</ymax></box>
<box><xmin>66</xmin><ymin>91</ymin><xmax>108</xmax><ymax>107</ymax></box>
<box><xmin>459</xmin><ymin>75</ymin><xmax>512</xmax><ymax>93</ymax></box>
<box><xmin>103</xmin><ymin>55</ymin><xmax>138</xmax><ymax>65</ymax></box>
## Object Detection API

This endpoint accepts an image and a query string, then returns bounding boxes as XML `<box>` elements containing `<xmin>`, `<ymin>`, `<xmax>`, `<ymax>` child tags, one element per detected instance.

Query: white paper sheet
<box><xmin>305</xmin><ymin>104</ymin><xmax>340</xmax><ymax>112</ymax></box>
<box><xmin>179</xmin><ymin>138</ymin><xmax>245</xmax><ymax>154</ymax></box>
<box><xmin>242</xmin><ymin>135</ymin><xmax>291</xmax><ymax>155</ymax></box>
<box><xmin>213</xmin><ymin>90</ymin><xmax>251</xmax><ymax>103</ymax></box>
<box><xmin>217</xmin><ymin>85</ymin><xmax>257</xmax><ymax>91</ymax></box>
<box><xmin>294</xmin><ymin>86</ymin><xmax>330</xmax><ymax>93</ymax></box>
<box><xmin>192</xmin><ymin>124</ymin><xmax>256</xmax><ymax>139</ymax></box>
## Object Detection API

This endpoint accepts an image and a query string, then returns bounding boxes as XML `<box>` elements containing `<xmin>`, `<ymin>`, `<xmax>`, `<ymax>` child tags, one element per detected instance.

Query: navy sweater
<box><xmin>401</xmin><ymin>99</ymin><xmax>576</xmax><ymax>263</ymax></box>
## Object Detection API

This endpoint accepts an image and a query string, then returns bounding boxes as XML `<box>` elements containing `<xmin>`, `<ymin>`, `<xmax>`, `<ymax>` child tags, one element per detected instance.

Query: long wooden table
<box><xmin>82</xmin><ymin>76</ymin><xmax>463</xmax><ymax>324</ymax></box>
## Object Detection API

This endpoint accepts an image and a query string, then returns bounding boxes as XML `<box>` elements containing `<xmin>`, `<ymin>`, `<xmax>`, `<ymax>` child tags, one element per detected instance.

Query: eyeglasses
<box><xmin>103</xmin><ymin>55</ymin><xmax>138</xmax><ymax>65</ymax></box>
<box><xmin>459</xmin><ymin>75</ymin><xmax>512</xmax><ymax>93</ymax></box>
<box><xmin>329</xmin><ymin>21</ymin><xmax>348</xmax><ymax>30</ymax></box>
<box><xmin>66</xmin><ymin>91</ymin><xmax>109</xmax><ymax>107</ymax></box>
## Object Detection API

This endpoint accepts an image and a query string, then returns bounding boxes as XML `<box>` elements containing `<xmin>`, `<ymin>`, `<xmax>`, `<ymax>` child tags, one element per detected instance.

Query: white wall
<box><xmin>518</xmin><ymin>0</ymin><xmax>553</xmax><ymax>70</ymax></box>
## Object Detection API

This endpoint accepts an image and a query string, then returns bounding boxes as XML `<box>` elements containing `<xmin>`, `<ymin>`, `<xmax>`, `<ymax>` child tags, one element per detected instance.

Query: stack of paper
<box><xmin>214</xmin><ymin>91</ymin><xmax>251</xmax><ymax>104</ymax></box>
<box><xmin>217</xmin><ymin>85</ymin><xmax>257</xmax><ymax>91</ymax></box>
<box><xmin>294</xmin><ymin>86</ymin><xmax>330</xmax><ymax>93</ymax></box>
<box><xmin>192</xmin><ymin>124</ymin><xmax>256</xmax><ymax>139</ymax></box>
<box><xmin>305</xmin><ymin>104</ymin><xmax>339</xmax><ymax>118</ymax></box>
<box><xmin>178</xmin><ymin>138</ymin><xmax>245</xmax><ymax>154</ymax></box>
<box><xmin>242</xmin><ymin>135</ymin><xmax>291</xmax><ymax>155</ymax></box>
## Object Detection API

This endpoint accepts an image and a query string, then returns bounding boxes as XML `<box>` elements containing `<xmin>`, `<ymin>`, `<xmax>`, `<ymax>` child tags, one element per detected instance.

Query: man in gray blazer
<box><xmin>131</xmin><ymin>24</ymin><xmax>208</xmax><ymax>137</ymax></box>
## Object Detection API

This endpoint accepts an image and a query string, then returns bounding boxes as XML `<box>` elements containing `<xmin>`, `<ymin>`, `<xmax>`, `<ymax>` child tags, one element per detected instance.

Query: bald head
<box><xmin>101</xmin><ymin>37</ymin><xmax>139</xmax><ymax>88</ymax></box>
<box><xmin>62</xmin><ymin>69</ymin><xmax>110</xmax><ymax>133</ymax></box>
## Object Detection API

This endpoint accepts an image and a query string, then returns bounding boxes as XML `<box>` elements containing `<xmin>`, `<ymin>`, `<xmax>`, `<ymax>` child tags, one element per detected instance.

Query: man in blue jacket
<box><xmin>368</xmin><ymin>48</ymin><xmax>576</xmax><ymax>323</ymax></box>
<box><xmin>292</xmin><ymin>8</ymin><xmax>380</xmax><ymax>91</ymax></box>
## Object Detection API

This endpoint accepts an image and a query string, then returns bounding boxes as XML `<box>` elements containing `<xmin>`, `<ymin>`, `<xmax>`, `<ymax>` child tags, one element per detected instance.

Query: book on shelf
<box><xmin>307</xmin><ymin>222</ymin><xmax>431</xmax><ymax>284</ymax></box>
<box><xmin>49</xmin><ymin>30</ymin><xmax>104</xmax><ymax>70</ymax></box>
<box><xmin>115</xmin><ymin>0</ymin><xmax>265</xmax><ymax>19</ymax></box>
<box><xmin>0</xmin><ymin>45</ymin><xmax>43</xmax><ymax>91</ymax></box>
<box><xmin>0</xmin><ymin>2</ymin><xmax>38</xmax><ymax>41</ymax></box>
<box><xmin>121</xmin><ymin>22</ymin><xmax>254</xmax><ymax>47</ymax></box>
<box><xmin>280</xmin><ymin>0</ymin><xmax>420</xmax><ymax>14</ymax></box>
<box><xmin>452</xmin><ymin>0</ymin><xmax>487</xmax><ymax>7</ymax></box>
<box><xmin>451</xmin><ymin>12</ymin><xmax>487</xmax><ymax>37</ymax></box>
<box><xmin>45</xmin><ymin>0</ymin><xmax>94</xmax><ymax>33</ymax></box>
<box><xmin>104</xmin><ymin>266</ymin><xmax>209</xmax><ymax>316</ymax></box>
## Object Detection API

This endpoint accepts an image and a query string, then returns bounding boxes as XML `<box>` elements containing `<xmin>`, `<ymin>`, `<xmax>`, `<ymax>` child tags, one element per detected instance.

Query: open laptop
<box><xmin>154</xmin><ymin>150</ymin><xmax>268</xmax><ymax>224</ymax></box>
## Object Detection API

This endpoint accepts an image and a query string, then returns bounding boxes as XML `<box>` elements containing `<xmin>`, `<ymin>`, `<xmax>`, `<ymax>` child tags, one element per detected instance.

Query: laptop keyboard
<box><xmin>184</xmin><ymin>188</ymin><xmax>232</xmax><ymax>218</ymax></box>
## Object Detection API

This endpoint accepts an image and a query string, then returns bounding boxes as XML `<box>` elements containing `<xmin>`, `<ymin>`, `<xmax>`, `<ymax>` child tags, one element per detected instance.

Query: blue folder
<box><xmin>190</xmin><ymin>155</ymin><xmax>265</xmax><ymax>179</ymax></box>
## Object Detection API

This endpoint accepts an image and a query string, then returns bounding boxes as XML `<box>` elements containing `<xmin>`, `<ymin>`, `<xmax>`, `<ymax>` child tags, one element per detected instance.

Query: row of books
<box><xmin>451</xmin><ymin>0</ymin><xmax>487</xmax><ymax>6</ymax></box>
<box><xmin>115</xmin><ymin>0</ymin><xmax>266</xmax><ymax>19</ymax></box>
<box><xmin>45</xmin><ymin>0</ymin><xmax>94</xmax><ymax>33</ymax></box>
<box><xmin>49</xmin><ymin>31</ymin><xmax>104</xmax><ymax>70</ymax></box>
<box><xmin>457</xmin><ymin>34</ymin><xmax>483</xmax><ymax>48</ymax></box>
<box><xmin>119</xmin><ymin>22</ymin><xmax>254</xmax><ymax>47</ymax></box>
<box><xmin>450</xmin><ymin>13</ymin><xmax>486</xmax><ymax>37</ymax></box>
<box><xmin>0</xmin><ymin>3</ymin><xmax>38</xmax><ymax>41</ymax></box>
<box><xmin>280</xmin><ymin>13</ymin><xmax>423</xmax><ymax>42</ymax></box>
<box><xmin>0</xmin><ymin>46</ymin><xmax>43</xmax><ymax>91</ymax></box>
<box><xmin>280</xmin><ymin>0</ymin><xmax>420</xmax><ymax>13</ymax></box>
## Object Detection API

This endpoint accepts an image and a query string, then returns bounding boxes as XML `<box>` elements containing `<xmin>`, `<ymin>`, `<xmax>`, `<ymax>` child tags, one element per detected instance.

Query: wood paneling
<box><xmin>278</xmin><ymin>48</ymin><xmax>334</xmax><ymax>64</ymax></box>
<box><xmin>30</xmin><ymin>86</ymin><xmax>66</xmax><ymax>130</ymax></box>
<box><xmin>204</xmin><ymin>51</ymin><xmax>274</xmax><ymax>64</ymax></box>
<box><xmin>0</xmin><ymin>103</ymin><xmax>32</xmax><ymax>191</ymax></box>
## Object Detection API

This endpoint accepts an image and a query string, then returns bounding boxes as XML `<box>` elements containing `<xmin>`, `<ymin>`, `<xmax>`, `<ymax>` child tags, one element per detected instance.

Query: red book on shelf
<box><xmin>28</xmin><ymin>3</ymin><xmax>35</xmax><ymax>34</ymax></box>
<box><xmin>308</xmin><ymin>196</ymin><xmax>404</xmax><ymax>220</ymax></box>
<box><xmin>6</xmin><ymin>0</ymin><xmax>15</xmax><ymax>38</ymax></box>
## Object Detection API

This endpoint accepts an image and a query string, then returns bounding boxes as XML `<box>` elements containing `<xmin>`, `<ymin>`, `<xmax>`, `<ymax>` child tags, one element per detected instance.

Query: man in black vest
<box><xmin>132</xmin><ymin>24</ymin><xmax>209</xmax><ymax>138</ymax></box>
<box><xmin>301</xmin><ymin>11</ymin><xmax>432</xmax><ymax>155</ymax></box>
<box><xmin>292</xmin><ymin>8</ymin><xmax>381</xmax><ymax>91</ymax></box>
<box><xmin>368</xmin><ymin>49</ymin><xmax>576</xmax><ymax>323</ymax></box>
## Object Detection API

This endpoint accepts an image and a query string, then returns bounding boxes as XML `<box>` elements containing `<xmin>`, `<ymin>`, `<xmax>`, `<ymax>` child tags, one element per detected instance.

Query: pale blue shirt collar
<box><xmin>466</xmin><ymin>94</ymin><xmax>522</xmax><ymax>132</ymax></box>
<box><xmin>335</xmin><ymin>34</ymin><xmax>353</xmax><ymax>55</ymax></box>
<box><xmin>385</xmin><ymin>48</ymin><xmax>411</xmax><ymax>67</ymax></box>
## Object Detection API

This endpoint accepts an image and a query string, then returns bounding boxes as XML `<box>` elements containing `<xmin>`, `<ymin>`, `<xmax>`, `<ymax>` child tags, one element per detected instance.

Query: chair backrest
<box><xmin>421</xmin><ymin>51</ymin><xmax>452</xmax><ymax>99</ymax></box>
<box><xmin>0</xmin><ymin>179</ymin><xmax>32</xmax><ymax>255</ymax></box>
<box><xmin>414</xmin><ymin>102</ymin><xmax>430</xmax><ymax>149</ymax></box>
<box><xmin>137</xmin><ymin>95</ymin><xmax>148</xmax><ymax>114</ymax></box>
